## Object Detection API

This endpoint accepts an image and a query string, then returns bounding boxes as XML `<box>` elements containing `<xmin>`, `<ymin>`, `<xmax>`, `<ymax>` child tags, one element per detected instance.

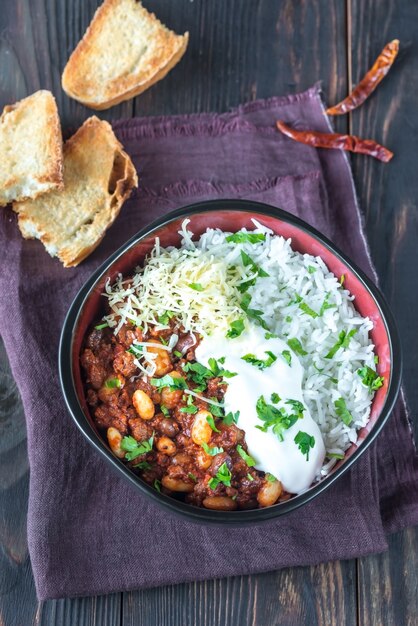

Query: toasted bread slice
<box><xmin>62</xmin><ymin>0</ymin><xmax>189</xmax><ymax>110</ymax></box>
<box><xmin>0</xmin><ymin>90</ymin><xmax>63</xmax><ymax>206</ymax></box>
<box><xmin>14</xmin><ymin>116</ymin><xmax>138</xmax><ymax>267</ymax></box>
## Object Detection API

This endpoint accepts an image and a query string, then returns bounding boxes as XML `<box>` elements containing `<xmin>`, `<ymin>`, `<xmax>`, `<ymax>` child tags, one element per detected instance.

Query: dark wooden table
<box><xmin>1</xmin><ymin>1</ymin><xmax>418</xmax><ymax>624</ymax></box>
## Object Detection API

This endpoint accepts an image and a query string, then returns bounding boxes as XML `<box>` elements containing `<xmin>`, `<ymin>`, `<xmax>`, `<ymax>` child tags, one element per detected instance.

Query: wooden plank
<box><xmin>36</xmin><ymin>595</ymin><xmax>121</xmax><ymax>626</ymax></box>
<box><xmin>123</xmin><ymin>561</ymin><xmax>356</xmax><ymax>626</ymax></box>
<box><xmin>350</xmin><ymin>1</ymin><xmax>418</xmax><ymax>625</ymax></box>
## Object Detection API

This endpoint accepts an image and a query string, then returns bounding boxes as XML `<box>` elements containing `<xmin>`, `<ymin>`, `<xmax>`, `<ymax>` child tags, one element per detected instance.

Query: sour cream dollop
<box><xmin>195</xmin><ymin>323</ymin><xmax>325</xmax><ymax>494</ymax></box>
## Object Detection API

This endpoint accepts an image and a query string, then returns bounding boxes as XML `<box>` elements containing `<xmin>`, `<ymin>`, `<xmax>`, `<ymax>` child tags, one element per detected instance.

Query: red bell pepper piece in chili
<box><xmin>326</xmin><ymin>39</ymin><xmax>399</xmax><ymax>116</ymax></box>
<box><xmin>276</xmin><ymin>121</ymin><xmax>393</xmax><ymax>163</ymax></box>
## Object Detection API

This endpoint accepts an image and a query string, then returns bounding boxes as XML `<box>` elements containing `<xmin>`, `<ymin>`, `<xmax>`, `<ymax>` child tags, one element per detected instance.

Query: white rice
<box><xmin>104</xmin><ymin>219</ymin><xmax>378</xmax><ymax>472</ymax></box>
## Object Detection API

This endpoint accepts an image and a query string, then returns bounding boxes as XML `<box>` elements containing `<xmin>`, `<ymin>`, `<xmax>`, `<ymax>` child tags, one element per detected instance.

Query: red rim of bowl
<box><xmin>59</xmin><ymin>200</ymin><xmax>402</xmax><ymax>524</ymax></box>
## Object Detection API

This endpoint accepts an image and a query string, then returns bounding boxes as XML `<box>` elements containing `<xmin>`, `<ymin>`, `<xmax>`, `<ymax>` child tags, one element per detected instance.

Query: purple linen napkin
<box><xmin>0</xmin><ymin>85</ymin><xmax>417</xmax><ymax>600</ymax></box>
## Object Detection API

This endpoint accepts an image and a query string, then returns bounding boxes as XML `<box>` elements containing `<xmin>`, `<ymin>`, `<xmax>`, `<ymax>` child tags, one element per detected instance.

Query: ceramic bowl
<box><xmin>59</xmin><ymin>200</ymin><xmax>402</xmax><ymax>523</ymax></box>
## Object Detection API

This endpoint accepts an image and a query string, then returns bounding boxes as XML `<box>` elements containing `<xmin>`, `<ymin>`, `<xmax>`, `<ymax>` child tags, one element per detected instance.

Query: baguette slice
<box><xmin>62</xmin><ymin>0</ymin><xmax>189</xmax><ymax>110</ymax></box>
<box><xmin>0</xmin><ymin>90</ymin><xmax>63</xmax><ymax>206</ymax></box>
<box><xmin>14</xmin><ymin>116</ymin><xmax>138</xmax><ymax>267</ymax></box>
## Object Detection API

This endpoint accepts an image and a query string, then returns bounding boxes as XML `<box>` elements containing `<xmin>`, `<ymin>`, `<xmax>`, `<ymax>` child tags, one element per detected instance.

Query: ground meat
<box><xmin>113</xmin><ymin>351</ymin><xmax>137</xmax><ymax>377</ymax></box>
<box><xmin>81</xmin><ymin>321</ymin><xmax>286</xmax><ymax>511</ymax></box>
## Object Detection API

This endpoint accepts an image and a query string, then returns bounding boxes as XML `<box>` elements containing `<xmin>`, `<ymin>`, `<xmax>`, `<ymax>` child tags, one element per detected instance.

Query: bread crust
<box><xmin>61</xmin><ymin>0</ymin><xmax>188</xmax><ymax>110</ymax></box>
<box><xmin>14</xmin><ymin>116</ymin><xmax>138</xmax><ymax>267</ymax></box>
<box><xmin>0</xmin><ymin>90</ymin><xmax>63</xmax><ymax>206</ymax></box>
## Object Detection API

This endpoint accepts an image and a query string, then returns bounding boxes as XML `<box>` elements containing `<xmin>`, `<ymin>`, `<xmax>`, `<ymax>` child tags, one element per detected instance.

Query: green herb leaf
<box><xmin>241</xmin><ymin>351</ymin><xmax>277</xmax><ymax>370</ymax></box>
<box><xmin>226</xmin><ymin>318</ymin><xmax>245</xmax><ymax>339</ymax></box>
<box><xmin>247</xmin><ymin>473</ymin><xmax>254</xmax><ymax>482</ymax></box>
<box><xmin>255</xmin><ymin>396</ymin><xmax>299</xmax><ymax>441</ymax></box>
<box><xmin>151</xmin><ymin>374</ymin><xmax>187</xmax><ymax>390</ymax></box>
<box><xmin>325</xmin><ymin>329</ymin><xmax>357</xmax><ymax>359</ymax></box>
<box><xmin>294</xmin><ymin>431</ymin><xmax>315</xmax><ymax>461</ymax></box>
<box><xmin>287</xmin><ymin>338</ymin><xmax>308</xmax><ymax>356</ymax></box>
<box><xmin>307</xmin><ymin>265</ymin><xmax>316</xmax><ymax>274</ymax></box>
<box><xmin>299</xmin><ymin>301</ymin><xmax>318</xmax><ymax>318</ymax></box>
<box><xmin>209</xmin><ymin>403</ymin><xmax>224</xmax><ymax>418</ymax></box>
<box><xmin>157</xmin><ymin>310</ymin><xmax>174</xmax><ymax>325</ymax></box>
<box><xmin>208</xmin><ymin>462</ymin><xmax>232</xmax><ymax>490</ymax></box>
<box><xmin>237</xmin><ymin>444</ymin><xmax>256</xmax><ymax>467</ymax></box>
<box><xmin>285</xmin><ymin>399</ymin><xmax>305</xmax><ymax>419</ymax></box>
<box><xmin>95</xmin><ymin>322</ymin><xmax>109</xmax><ymax>330</ymax></box>
<box><xmin>206</xmin><ymin>415</ymin><xmax>220</xmax><ymax>432</ymax></box>
<box><xmin>174</xmin><ymin>350</ymin><xmax>182</xmax><ymax>358</ymax></box>
<box><xmin>265</xmin><ymin>331</ymin><xmax>279</xmax><ymax>340</ymax></box>
<box><xmin>334</xmin><ymin>397</ymin><xmax>353</xmax><ymax>426</ymax></box>
<box><xmin>357</xmin><ymin>366</ymin><xmax>384</xmax><ymax>392</ymax></box>
<box><xmin>328</xmin><ymin>452</ymin><xmax>345</xmax><ymax>460</ymax></box>
<box><xmin>160</xmin><ymin>405</ymin><xmax>170</xmax><ymax>417</ymax></box>
<box><xmin>153</xmin><ymin>479</ymin><xmax>162</xmax><ymax>492</ymax></box>
<box><xmin>104</xmin><ymin>377</ymin><xmax>121</xmax><ymax>389</ymax></box>
<box><xmin>201</xmin><ymin>442</ymin><xmax>224</xmax><ymax>456</ymax></box>
<box><xmin>208</xmin><ymin>357</ymin><xmax>237</xmax><ymax>379</ymax></box>
<box><xmin>319</xmin><ymin>293</ymin><xmax>336</xmax><ymax>316</ymax></box>
<box><xmin>128</xmin><ymin>344</ymin><xmax>144</xmax><ymax>358</ymax></box>
<box><xmin>226</xmin><ymin>232</ymin><xmax>266</xmax><ymax>244</ymax></box>
<box><xmin>240</xmin><ymin>293</ymin><xmax>269</xmax><ymax>330</ymax></box>
<box><xmin>188</xmin><ymin>472</ymin><xmax>197</xmax><ymax>482</ymax></box>
<box><xmin>189</xmin><ymin>282</ymin><xmax>204</xmax><ymax>291</ymax></box>
<box><xmin>180</xmin><ymin>405</ymin><xmax>199</xmax><ymax>414</ymax></box>
<box><xmin>240</xmin><ymin>251</ymin><xmax>270</xmax><ymax>278</ymax></box>
<box><xmin>285</xmin><ymin>316</ymin><xmax>292</xmax><ymax>323</ymax></box>
<box><xmin>265</xmin><ymin>473</ymin><xmax>277</xmax><ymax>482</ymax></box>
<box><xmin>121</xmin><ymin>434</ymin><xmax>154</xmax><ymax>461</ymax></box>
<box><xmin>281</xmin><ymin>350</ymin><xmax>292</xmax><ymax>366</ymax></box>
<box><xmin>270</xmin><ymin>392</ymin><xmax>281</xmax><ymax>404</ymax></box>
<box><xmin>182</xmin><ymin>361</ymin><xmax>212</xmax><ymax>387</ymax></box>
<box><xmin>223</xmin><ymin>411</ymin><xmax>240</xmax><ymax>425</ymax></box>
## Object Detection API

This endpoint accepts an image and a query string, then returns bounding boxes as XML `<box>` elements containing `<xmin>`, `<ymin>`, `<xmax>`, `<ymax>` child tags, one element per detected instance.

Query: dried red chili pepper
<box><xmin>276</xmin><ymin>121</ymin><xmax>393</xmax><ymax>163</ymax></box>
<box><xmin>326</xmin><ymin>39</ymin><xmax>399</xmax><ymax>115</ymax></box>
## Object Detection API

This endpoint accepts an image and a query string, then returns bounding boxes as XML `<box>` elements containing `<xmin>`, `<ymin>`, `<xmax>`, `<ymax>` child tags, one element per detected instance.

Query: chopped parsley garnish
<box><xmin>271</xmin><ymin>392</ymin><xmax>281</xmax><ymax>404</ymax></box>
<box><xmin>237</xmin><ymin>444</ymin><xmax>256</xmax><ymax>467</ymax></box>
<box><xmin>226</xmin><ymin>318</ymin><xmax>245</xmax><ymax>339</ymax></box>
<box><xmin>240</xmin><ymin>293</ymin><xmax>269</xmax><ymax>330</ymax></box>
<box><xmin>189</xmin><ymin>282</ymin><xmax>204</xmax><ymax>291</ymax></box>
<box><xmin>226</xmin><ymin>232</ymin><xmax>266</xmax><ymax>244</ymax></box>
<box><xmin>299</xmin><ymin>301</ymin><xmax>318</xmax><ymax>318</ymax></box>
<box><xmin>157</xmin><ymin>310</ymin><xmax>174</xmax><ymax>325</ymax></box>
<box><xmin>201</xmin><ymin>443</ymin><xmax>224</xmax><ymax>456</ymax></box>
<box><xmin>151</xmin><ymin>374</ymin><xmax>187</xmax><ymax>390</ymax></box>
<box><xmin>328</xmin><ymin>452</ymin><xmax>345</xmax><ymax>460</ymax></box>
<box><xmin>160</xmin><ymin>405</ymin><xmax>170</xmax><ymax>417</ymax></box>
<box><xmin>285</xmin><ymin>316</ymin><xmax>292</xmax><ymax>323</ymax></box>
<box><xmin>255</xmin><ymin>396</ymin><xmax>299</xmax><ymax>441</ymax></box>
<box><xmin>128</xmin><ymin>344</ymin><xmax>144</xmax><ymax>358</ymax></box>
<box><xmin>281</xmin><ymin>350</ymin><xmax>292</xmax><ymax>366</ymax></box>
<box><xmin>95</xmin><ymin>322</ymin><xmax>109</xmax><ymax>330</ymax></box>
<box><xmin>182</xmin><ymin>361</ymin><xmax>212</xmax><ymax>386</ymax></box>
<box><xmin>334</xmin><ymin>397</ymin><xmax>353</xmax><ymax>426</ymax></box>
<box><xmin>307</xmin><ymin>265</ymin><xmax>316</xmax><ymax>274</ymax></box>
<box><xmin>374</xmin><ymin>355</ymin><xmax>379</xmax><ymax>364</ymax></box>
<box><xmin>265</xmin><ymin>473</ymin><xmax>277</xmax><ymax>482</ymax></box>
<box><xmin>241</xmin><ymin>351</ymin><xmax>277</xmax><ymax>370</ymax></box>
<box><xmin>223</xmin><ymin>410</ymin><xmax>240</xmax><ymax>425</ymax></box>
<box><xmin>357</xmin><ymin>366</ymin><xmax>384</xmax><ymax>392</ymax></box>
<box><xmin>319</xmin><ymin>293</ymin><xmax>336</xmax><ymax>316</ymax></box>
<box><xmin>208</xmin><ymin>357</ymin><xmax>237</xmax><ymax>378</ymax></box>
<box><xmin>240</xmin><ymin>251</ymin><xmax>270</xmax><ymax>278</ymax></box>
<box><xmin>325</xmin><ymin>329</ymin><xmax>357</xmax><ymax>359</ymax></box>
<box><xmin>265</xmin><ymin>331</ymin><xmax>279</xmax><ymax>340</ymax></box>
<box><xmin>247</xmin><ymin>473</ymin><xmax>254</xmax><ymax>482</ymax></box>
<box><xmin>180</xmin><ymin>405</ymin><xmax>198</xmax><ymax>414</ymax></box>
<box><xmin>294</xmin><ymin>431</ymin><xmax>315</xmax><ymax>461</ymax></box>
<box><xmin>313</xmin><ymin>363</ymin><xmax>338</xmax><ymax>384</ymax></box>
<box><xmin>132</xmin><ymin>460</ymin><xmax>152</xmax><ymax>470</ymax></box>
<box><xmin>209</xmin><ymin>402</ymin><xmax>224</xmax><ymax>418</ymax></box>
<box><xmin>208</xmin><ymin>462</ymin><xmax>232</xmax><ymax>489</ymax></box>
<box><xmin>285</xmin><ymin>399</ymin><xmax>305</xmax><ymax>419</ymax></box>
<box><xmin>121</xmin><ymin>433</ymin><xmax>154</xmax><ymax>461</ymax></box>
<box><xmin>104</xmin><ymin>377</ymin><xmax>121</xmax><ymax>389</ymax></box>
<box><xmin>287</xmin><ymin>338</ymin><xmax>308</xmax><ymax>356</ymax></box>
<box><xmin>153</xmin><ymin>479</ymin><xmax>162</xmax><ymax>492</ymax></box>
<box><xmin>206</xmin><ymin>415</ymin><xmax>220</xmax><ymax>432</ymax></box>
<box><xmin>174</xmin><ymin>350</ymin><xmax>182</xmax><ymax>358</ymax></box>
<box><xmin>188</xmin><ymin>472</ymin><xmax>197</xmax><ymax>482</ymax></box>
